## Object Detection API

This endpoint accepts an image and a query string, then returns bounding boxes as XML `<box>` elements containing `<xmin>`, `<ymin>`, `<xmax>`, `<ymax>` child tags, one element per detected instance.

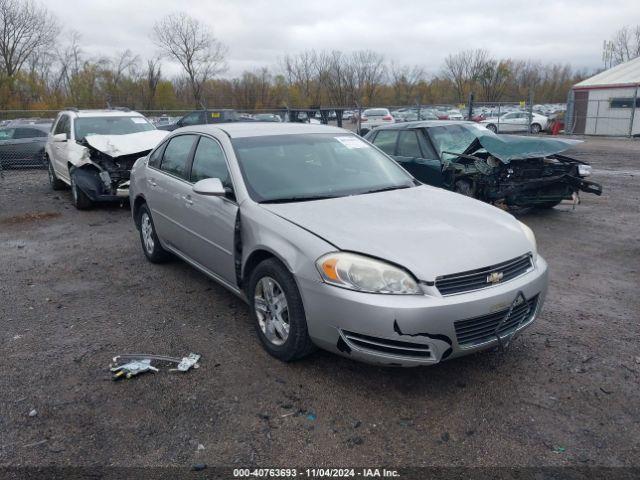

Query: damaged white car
<box><xmin>45</xmin><ymin>108</ymin><xmax>169</xmax><ymax>209</ymax></box>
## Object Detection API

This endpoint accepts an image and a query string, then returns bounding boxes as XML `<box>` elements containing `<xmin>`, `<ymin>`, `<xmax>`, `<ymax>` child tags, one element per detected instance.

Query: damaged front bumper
<box><xmin>492</xmin><ymin>174</ymin><xmax>603</xmax><ymax>206</ymax></box>
<box><xmin>299</xmin><ymin>256</ymin><xmax>548</xmax><ymax>367</ymax></box>
<box><xmin>73</xmin><ymin>167</ymin><xmax>130</xmax><ymax>202</ymax></box>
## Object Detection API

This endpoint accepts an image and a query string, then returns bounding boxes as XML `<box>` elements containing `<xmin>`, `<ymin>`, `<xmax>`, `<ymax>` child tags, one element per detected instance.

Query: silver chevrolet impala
<box><xmin>129</xmin><ymin>123</ymin><xmax>548</xmax><ymax>366</ymax></box>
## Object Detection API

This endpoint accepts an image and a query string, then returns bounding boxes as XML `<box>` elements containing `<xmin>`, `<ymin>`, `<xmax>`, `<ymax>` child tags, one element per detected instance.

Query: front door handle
<box><xmin>148</xmin><ymin>178</ymin><xmax>157</xmax><ymax>187</ymax></box>
<box><xmin>182</xmin><ymin>195</ymin><xmax>193</xmax><ymax>206</ymax></box>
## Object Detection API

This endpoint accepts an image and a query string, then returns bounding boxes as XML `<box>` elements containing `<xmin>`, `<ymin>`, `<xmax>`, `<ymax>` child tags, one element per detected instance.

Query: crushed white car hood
<box><xmin>84</xmin><ymin>130</ymin><xmax>169</xmax><ymax>158</ymax></box>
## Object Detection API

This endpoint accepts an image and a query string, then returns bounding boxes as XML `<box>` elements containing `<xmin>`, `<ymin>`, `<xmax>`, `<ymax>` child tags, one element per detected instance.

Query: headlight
<box><xmin>519</xmin><ymin>222</ymin><xmax>538</xmax><ymax>261</ymax></box>
<box><xmin>578</xmin><ymin>164</ymin><xmax>592</xmax><ymax>177</ymax></box>
<box><xmin>316</xmin><ymin>252</ymin><xmax>421</xmax><ymax>294</ymax></box>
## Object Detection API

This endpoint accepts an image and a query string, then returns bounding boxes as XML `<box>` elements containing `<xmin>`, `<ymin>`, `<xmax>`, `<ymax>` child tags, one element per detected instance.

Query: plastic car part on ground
<box><xmin>109</xmin><ymin>353</ymin><xmax>201</xmax><ymax>380</ymax></box>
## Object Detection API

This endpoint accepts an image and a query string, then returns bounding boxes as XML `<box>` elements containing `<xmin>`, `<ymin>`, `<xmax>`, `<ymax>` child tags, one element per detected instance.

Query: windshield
<box><xmin>74</xmin><ymin>116</ymin><xmax>155</xmax><ymax>141</ymax></box>
<box><xmin>231</xmin><ymin>133</ymin><xmax>415</xmax><ymax>203</ymax></box>
<box><xmin>363</xmin><ymin>109</ymin><xmax>389</xmax><ymax>116</ymax></box>
<box><xmin>428</xmin><ymin>124</ymin><xmax>490</xmax><ymax>161</ymax></box>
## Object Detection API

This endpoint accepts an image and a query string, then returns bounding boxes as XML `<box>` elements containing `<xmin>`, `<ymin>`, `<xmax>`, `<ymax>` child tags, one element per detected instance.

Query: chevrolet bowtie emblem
<box><xmin>486</xmin><ymin>271</ymin><xmax>504</xmax><ymax>284</ymax></box>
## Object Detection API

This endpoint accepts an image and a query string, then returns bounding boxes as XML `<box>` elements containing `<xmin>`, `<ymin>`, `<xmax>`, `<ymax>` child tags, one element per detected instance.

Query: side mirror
<box><xmin>193</xmin><ymin>178</ymin><xmax>225</xmax><ymax>196</ymax></box>
<box><xmin>52</xmin><ymin>133</ymin><xmax>67</xmax><ymax>142</ymax></box>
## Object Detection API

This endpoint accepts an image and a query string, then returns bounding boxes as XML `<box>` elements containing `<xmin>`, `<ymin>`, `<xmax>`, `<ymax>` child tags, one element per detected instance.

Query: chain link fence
<box><xmin>0</xmin><ymin>95</ymin><xmax>565</xmax><ymax>183</ymax></box>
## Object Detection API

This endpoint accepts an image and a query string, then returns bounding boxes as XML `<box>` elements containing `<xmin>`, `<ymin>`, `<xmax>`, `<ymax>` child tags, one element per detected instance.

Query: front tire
<box><xmin>47</xmin><ymin>156</ymin><xmax>66</xmax><ymax>191</ymax></box>
<box><xmin>138</xmin><ymin>203</ymin><xmax>170</xmax><ymax>263</ymax></box>
<box><xmin>248</xmin><ymin>258</ymin><xmax>315</xmax><ymax>362</ymax></box>
<box><xmin>486</xmin><ymin>124</ymin><xmax>497</xmax><ymax>133</ymax></box>
<box><xmin>530</xmin><ymin>123</ymin><xmax>542</xmax><ymax>134</ymax></box>
<box><xmin>70</xmin><ymin>169</ymin><xmax>93</xmax><ymax>210</ymax></box>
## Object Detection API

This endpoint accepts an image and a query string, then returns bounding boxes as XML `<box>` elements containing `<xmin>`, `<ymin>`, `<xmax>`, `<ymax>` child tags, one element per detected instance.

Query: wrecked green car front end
<box><xmin>367</xmin><ymin>122</ymin><xmax>603</xmax><ymax>209</ymax></box>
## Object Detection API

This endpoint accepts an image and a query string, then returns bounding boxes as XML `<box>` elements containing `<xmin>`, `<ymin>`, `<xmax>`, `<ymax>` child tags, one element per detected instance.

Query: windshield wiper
<box><xmin>359</xmin><ymin>184</ymin><xmax>413</xmax><ymax>195</ymax></box>
<box><xmin>260</xmin><ymin>194</ymin><xmax>340</xmax><ymax>204</ymax></box>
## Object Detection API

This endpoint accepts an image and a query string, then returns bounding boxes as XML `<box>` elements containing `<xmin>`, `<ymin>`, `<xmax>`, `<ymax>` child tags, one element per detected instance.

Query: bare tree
<box><xmin>345</xmin><ymin>50</ymin><xmax>386</xmax><ymax>105</ymax></box>
<box><xmin>0</xmin><ymin>0</ymin><xmax>59</xmax><ymax>78</ymax></box>
<box><xmin>152</xmin><ymin>12</ymin><xmax>227</xmax><ymax>106</ymax></box>
<box><xmin>604</xmin><ymin>25</ymin><xmax>640</xmax><ymax>66</ymax></box>
<box><xmin>443</xmin><ymin>49</ymin><xmax>490</xmax><ymax>102</ymax></box>
<box><xmin>142</xmin><ymin>57</ymin><xmax>162</xmax><ymax>109</ymax></box>
<box><xmin>390</xmin><ymin>62</ymin><xmax>424</xmax><ymax>105</ymax></box>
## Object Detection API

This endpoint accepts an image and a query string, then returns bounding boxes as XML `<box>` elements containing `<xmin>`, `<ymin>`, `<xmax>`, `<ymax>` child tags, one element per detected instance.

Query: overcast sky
<box><xmin>47</xmin><ymin>0</ymin><xmax>640</xmax><ymax>77</ymax></box>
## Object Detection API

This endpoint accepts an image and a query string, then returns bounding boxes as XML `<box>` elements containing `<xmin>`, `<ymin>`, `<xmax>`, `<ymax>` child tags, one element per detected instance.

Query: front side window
<box><xmin>160</xmin><ymin>135</ymin><xmax>197</xmax><ymax>179</ymax></box>
<box><xmin>191</xmin><ymin>136</ymin><xmax>231</xmax><ymax>187</ymax></box>
<box><xmin>74</xmin><ymin>116</ymin><xmax>154</xmax><ymax>142</ymax></box>
<box><xmin>372</xmin><ymin>130</ymin><xmax>398</xmax><ymax>155</ymax></box>
<box><xmin>232</xmin><ymin>133</ymin><xmax>414</xmax><ymax>203</ymax></box>
<box><xmin>54</xmin><ymin>115</ymin><xmax>70</xmax><ymax>137</ymax></box>
<box><xmin>397</xmin><ymin>131</ymin><xmax>422</xmax><ymax>157</ymax></box>
<box><xmin>181</xmin><ymin>112</ymin><xmax>205</xmax><ymax>126</ymax></box>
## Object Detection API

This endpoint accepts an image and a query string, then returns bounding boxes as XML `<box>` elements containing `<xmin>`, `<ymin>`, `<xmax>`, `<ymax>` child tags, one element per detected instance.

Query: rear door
<box><xmin>145</xmin><ymin>134</ymin><xmax>198</xmax><ymax>253</ymax></box>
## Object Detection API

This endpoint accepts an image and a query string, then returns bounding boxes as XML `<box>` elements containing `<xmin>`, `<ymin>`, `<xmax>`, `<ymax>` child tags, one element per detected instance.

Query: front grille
<box><xmin>342</xmin><ymin>330</ymin><xmax>431</xmax><ymax>358</ymax></box>
<box><xmin>435</xmin><ymin>254</ymin><xmax>533</xmax><ymax>296</ymax></box>
<box><xmin>454</xmin><ymin>295</ymin><xmax>538</xmax><ymax>346</ymax></box>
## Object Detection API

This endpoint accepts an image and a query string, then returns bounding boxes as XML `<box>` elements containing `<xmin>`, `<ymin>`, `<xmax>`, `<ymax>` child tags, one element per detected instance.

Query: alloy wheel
<box><xmin>254</xmin><ymin>276</ymin><xmax>290</xmax><ymax>346</ymax></box>
<box><xmin>141</xmin><ymin>212</ymin><xmax>155</xmax><ymax>254</ymax></box>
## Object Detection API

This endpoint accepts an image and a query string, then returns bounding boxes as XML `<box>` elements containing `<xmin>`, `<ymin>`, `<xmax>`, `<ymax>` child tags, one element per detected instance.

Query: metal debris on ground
<box><xmin>109</xmin><ymin>353</ymin><xmax>201</xmax><ymax>380</ymax></box>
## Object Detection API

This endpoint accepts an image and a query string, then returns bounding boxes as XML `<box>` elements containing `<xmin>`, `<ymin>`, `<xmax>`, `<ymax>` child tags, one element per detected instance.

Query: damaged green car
<box><xmin>365</xmin><ymin>121</ymin><xmax>602</xmax><ymax>208</ymax></box>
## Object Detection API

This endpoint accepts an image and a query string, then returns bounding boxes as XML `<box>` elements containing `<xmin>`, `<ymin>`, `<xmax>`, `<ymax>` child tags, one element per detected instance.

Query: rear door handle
<box><xmin>148</xmin><ymin>179</ymin><xmax>157</xmax><ymax>187</ymax></box>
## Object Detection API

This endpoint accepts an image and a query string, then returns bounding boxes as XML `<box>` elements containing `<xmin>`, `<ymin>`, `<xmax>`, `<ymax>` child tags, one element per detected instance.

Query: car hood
<box><xmin>260</xmin><ymin>186</ymin><xmax>533</xmax><ymax>281</ymax></box>
<box><xmin>84</xmin><ymin>130</ymin><xmax>169</xmax><ymax>158</ymax></box>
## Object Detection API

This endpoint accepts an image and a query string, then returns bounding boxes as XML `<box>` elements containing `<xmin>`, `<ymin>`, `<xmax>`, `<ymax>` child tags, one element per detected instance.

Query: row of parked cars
<box><xmin>20</xmin><ymin>107</ymin><xmax>604</xmax><ymax>367</ymax></box>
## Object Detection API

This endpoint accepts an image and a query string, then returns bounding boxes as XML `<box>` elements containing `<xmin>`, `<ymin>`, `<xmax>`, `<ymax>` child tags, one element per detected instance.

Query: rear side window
<box><xmin>160</xmin><ymin>135</ymin><xmax>196</xmax><ymax>179</ymax></box>
<box><xmin>372</xmin><ymin>130</ymin><xmax>398</xmax><ymax>155</ymax></box>
<box><xmin>190</xmin><ymin>136</ymin><xmax>231</xmax><ymax>187</ymax></box>
<box><xmin>397</xmin><ymin>131</ymin><xmax>422</xmax><ymax>158</ymax></box>
<box><xmin>148</xmin><ymin>142</ymin><xmax>166</xmax><ymax>168</ymax></box>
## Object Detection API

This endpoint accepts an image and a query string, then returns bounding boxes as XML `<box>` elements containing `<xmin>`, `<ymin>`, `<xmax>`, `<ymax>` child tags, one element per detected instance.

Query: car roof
<box><xmin>373</xmin><ymin>120</ymin><xmax>477</xmax><ymax>130</ymax></box>
<box><xmin>60</xmin><ymin>109</ymin><xmax>145</xmax><ymax>118</ymax></box>
<box><xmin>176</xmin><ymin>122</ymin><xmax>349</xmax><ymax>138</ymax></box>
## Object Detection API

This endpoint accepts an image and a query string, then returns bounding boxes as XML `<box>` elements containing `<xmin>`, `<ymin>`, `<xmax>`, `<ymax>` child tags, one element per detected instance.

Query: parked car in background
<box><xmin>130</xmin><ymin>122</ymin><xmax>547</xmax><ymax>366</ymax></box>
<box><xmin>0</xmin><ymin>123</ymin><xmax>50</xmax><ymax>169</ymax></box>
<box><xmin>360</xmin><ymin>108</ymin><xmax>394</xmax><ymax>134</ymax></box>
<box><xmin>254</xmin><ymin>113</ymin><xmax>282</xmax><ymax>122</ymax></box>
<box><xmin>365</xmin><ymin>121</ymin><xmax>602</xmax><ymax>209</ymax></box>
<box><xmin>480</xmin><ymin>111</ymin><xmax>549</xmax><ymax>134</ymax></box>
<box><xmin>157</xmin><ymin>109</ymin><xmax>251</xmax><ymax>131</ymax></box>
<box><xmin>45</xmin><ymin>108</ymin><xmax>168</xmax><ymax>209</ymax></box>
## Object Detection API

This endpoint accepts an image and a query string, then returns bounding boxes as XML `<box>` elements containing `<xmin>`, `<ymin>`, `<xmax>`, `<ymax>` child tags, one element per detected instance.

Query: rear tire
<box><xmin>70</xmin><ymin>169</ymin><xmax>93</xmax><ymax>210</ymax></box>
<box><xmin>138</xmin><ymin>203</ymin><xmax>170</xmax><ymax>263</ymax></box>
<box><xmin>47</xmin><ymin>156</ymin><xmax>66</xmax><ymax>191</ymax></box>
<box><xmin>248</xmin><ymin>258</ymin><xmax>316</xmax><ymax>362</ymax></box>
<box><xmin>530</xmin><ymin>123</ymin><xmax>542</xmax><ymax>134</ymax></box>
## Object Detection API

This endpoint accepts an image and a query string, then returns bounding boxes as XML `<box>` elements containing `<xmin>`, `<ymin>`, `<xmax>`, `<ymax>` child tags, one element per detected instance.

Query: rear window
<box><xmin>363</xmin><ymin>109</ymin><xmax>388</xmax><ymax>116</ymax></box>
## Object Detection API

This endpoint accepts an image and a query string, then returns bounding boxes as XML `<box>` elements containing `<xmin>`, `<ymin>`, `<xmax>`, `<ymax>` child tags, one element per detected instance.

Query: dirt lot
<box><xmin>0</xmin><ymin>137</ymin><xmax>639</xmax><ymax>469</ymax></box>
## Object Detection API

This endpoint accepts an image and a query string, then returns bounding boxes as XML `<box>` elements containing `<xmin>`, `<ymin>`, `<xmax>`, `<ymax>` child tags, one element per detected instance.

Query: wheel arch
<box><xmin>132</xmin><ymin>194</ymin><xmax>147</xmax><ymax>228</ymax></box>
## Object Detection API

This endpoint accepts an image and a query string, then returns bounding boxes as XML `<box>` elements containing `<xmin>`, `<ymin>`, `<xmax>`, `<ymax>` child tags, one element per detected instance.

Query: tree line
<box><xmin>0</xmin><ymin>0</ymin><xmax>611</xmax><ymax>112</ymax></box>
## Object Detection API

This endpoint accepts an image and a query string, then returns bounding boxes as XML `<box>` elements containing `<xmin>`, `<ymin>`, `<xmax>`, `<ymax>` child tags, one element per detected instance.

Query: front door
<box><xmin>181</xmin><ymin>135</ymin><xmax>238</xmax><ymax>285</ymax></box>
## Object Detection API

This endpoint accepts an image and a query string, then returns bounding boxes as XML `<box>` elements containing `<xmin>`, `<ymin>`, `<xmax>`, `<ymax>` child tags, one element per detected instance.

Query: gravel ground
<box><xmin>0</xmin><ymin>137</ymin><xmax>638</xmax><ymax>469</ymax></box>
